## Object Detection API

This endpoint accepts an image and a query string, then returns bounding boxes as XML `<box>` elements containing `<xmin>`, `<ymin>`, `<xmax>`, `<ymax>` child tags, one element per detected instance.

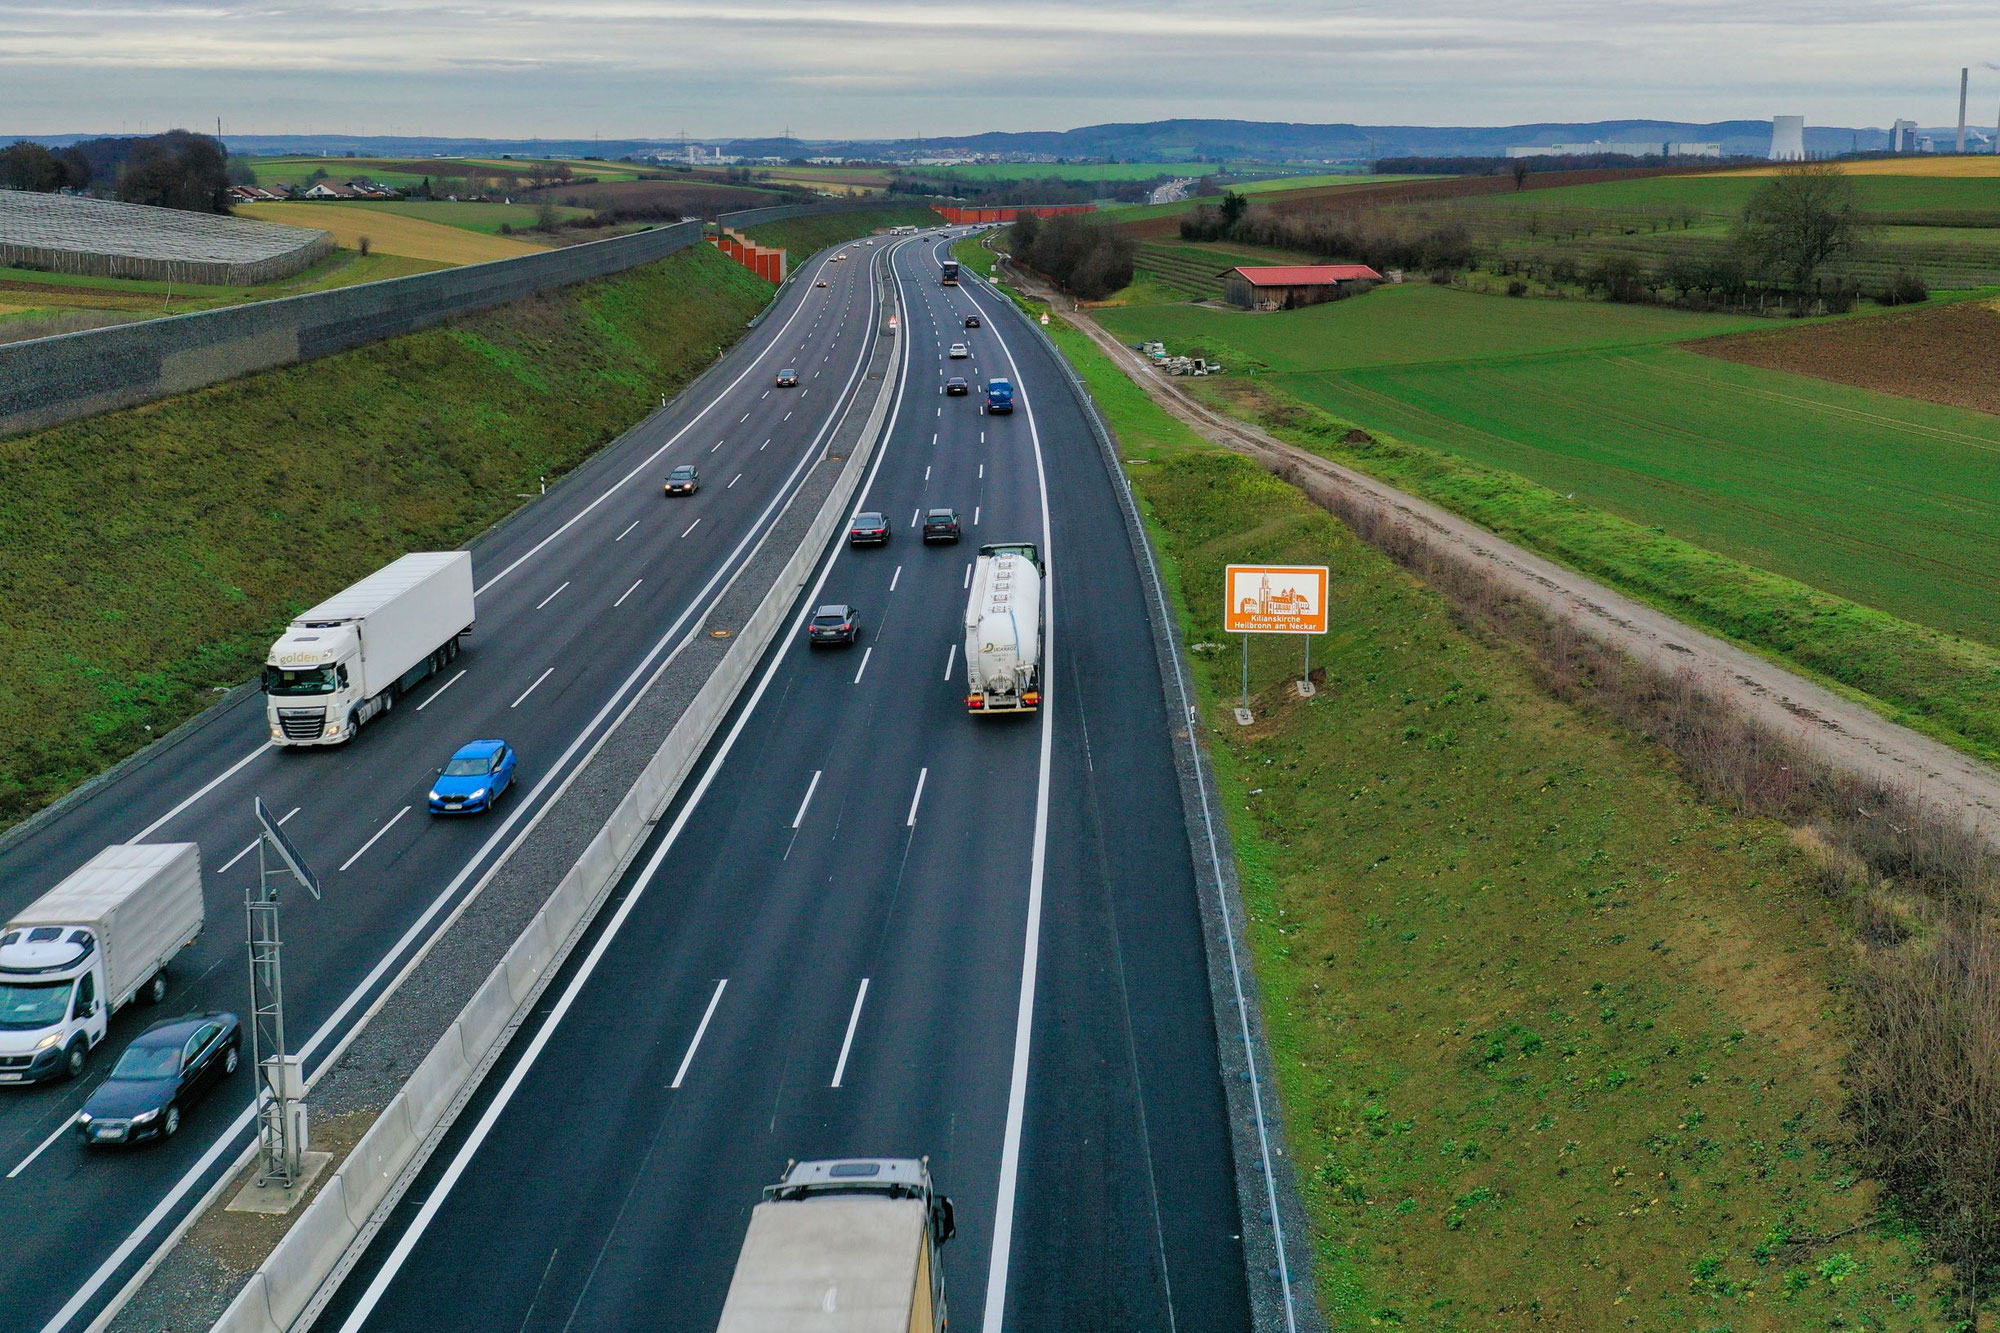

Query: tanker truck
<box><xmin>963</xmin><ymin>541</ymin><xmax>1042</xmax><ymax>714</ymax></box>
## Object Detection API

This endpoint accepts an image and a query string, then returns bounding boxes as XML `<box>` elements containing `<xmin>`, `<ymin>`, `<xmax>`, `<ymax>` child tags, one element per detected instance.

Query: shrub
<box><xmin>1875</xmin><ymin>269</ymin><xmax>1929</xmax><ymax>307</ymax></box>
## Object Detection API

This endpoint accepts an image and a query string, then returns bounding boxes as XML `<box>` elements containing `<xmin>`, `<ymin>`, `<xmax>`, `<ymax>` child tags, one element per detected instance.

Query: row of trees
<box><xmin>1180</xmin><ymin>193</ymin><xmax>1477</xmax><ymax>275</ymax></box>
<box><xmin>1</xmin><ymin>132</ymin><xmax>233</xmax><ymax>213</ymax></box>
<box><xmin>1009</xmin><ymin>212</ymin><xmax>1135</xmax><ymax>300</ymax></box>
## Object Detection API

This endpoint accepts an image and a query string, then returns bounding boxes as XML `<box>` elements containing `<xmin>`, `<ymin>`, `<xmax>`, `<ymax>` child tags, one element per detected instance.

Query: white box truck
<box><xmin>264</xmin><ymin>551</ymin><xmax>475</xmax><ymax>746</ymax></box>
<box><xmin>963</xmin><ymin>541</ymin><xmax>1043</xmax><ymax>714</ymax></box>
<box><xmin>0</xmin><ymin>843</ymin><xmax>204</xmax><ymax>1084</ymax></box>
<box><xmin>716</xmin><ymin>1158</ymin><xmax>955</xmax><ymax>1333</ymax></box>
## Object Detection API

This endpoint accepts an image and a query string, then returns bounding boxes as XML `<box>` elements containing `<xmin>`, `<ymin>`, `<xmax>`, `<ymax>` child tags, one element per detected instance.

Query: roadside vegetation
<box><xmin>0</xmin><ymin>242</ymin><xmax>770</xmax><ymax>830</ymax></box>
<box><xmin>1023</xmin><ymin>298</ymin><xmax>1955</xmax><ymax>1327</ymax></box>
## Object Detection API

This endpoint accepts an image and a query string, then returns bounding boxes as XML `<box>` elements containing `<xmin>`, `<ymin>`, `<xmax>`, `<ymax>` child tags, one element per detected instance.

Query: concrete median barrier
<box><xmin>207</xmin><ymin>244</ymin><xmax>905</xmax><ymax>1333</ymax></box>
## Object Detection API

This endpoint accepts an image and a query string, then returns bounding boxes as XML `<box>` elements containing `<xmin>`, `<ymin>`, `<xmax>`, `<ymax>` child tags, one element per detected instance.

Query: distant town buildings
<box><xmin>1504</xmin><ymin>141</ymin><xmax>1721</xmax><ymax>159</ymax></box>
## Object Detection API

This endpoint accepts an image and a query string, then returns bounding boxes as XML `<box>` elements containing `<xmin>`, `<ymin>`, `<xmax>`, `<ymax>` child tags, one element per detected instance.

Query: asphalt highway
<box><xmin>317</xmin><ymin>237</ymin><xmax>1250</xmax><ymax>1331</ymax></box>
<box><xmin>0</xmin><ymin>232</ymin><xmax>895</xmax><ymax>1333</ymax></box>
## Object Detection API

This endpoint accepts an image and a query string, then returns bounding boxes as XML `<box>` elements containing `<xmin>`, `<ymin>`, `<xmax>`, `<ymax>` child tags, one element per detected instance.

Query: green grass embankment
<box><xmin>741</xmin><ymin>205</ymin><xmax>940</xmax><ymax>260</ymax></box>
<box><xmin>0</xmin><ymin>242</ymin><xmax>771</xmax><ymax>829</ymax></box>
<box><xmin>952</xmin><ymin>231</ymin><xmax>1001</xmax><ymax>280</ymax></box>
<box><xmin>1036</xmin><ymin>300</ymin><xmax>1951</xmax><ymax>1328</ymax></box>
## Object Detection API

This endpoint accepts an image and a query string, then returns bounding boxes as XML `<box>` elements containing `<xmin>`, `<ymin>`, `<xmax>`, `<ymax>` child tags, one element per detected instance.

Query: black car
<box><xmin>776</xmin><ymin>368</ymin><xmax>799</xmax><ymax>387</ymax></box>
<box><xmin>922</xmin><ymin>508</ymin><xmax>962</xmax><ymax>543</ymax></box>
<box><xmin>964</xmin><ymin>315</ymin><xmax>982</xmax><ymax>328</ymax></box>
<box><xmin>807</xmin><ymin>604</ymin><xmax>861</xmax><ymax>646</ymax></box>
<box><xmin>945</xmin><ymin>376</ymin><xmax>969</xmax><ymax>396</ymax></box>
<box><xmin>77</xmin><ymin>1013</ymin><xmax>241</xmax><ymax>1146</ymax></box>
<box><xmin>849</xmin><ymin>511</ymin><xmax>890</xmax><ymax>545</ymax></box>
<box><xmin>664</xmin><ymin>464</ymin><xmax>699</xmax><ymax>496</ymax></box>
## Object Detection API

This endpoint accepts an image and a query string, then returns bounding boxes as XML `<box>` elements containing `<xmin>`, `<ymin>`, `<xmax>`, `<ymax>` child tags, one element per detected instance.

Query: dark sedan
<box><xmin>848</xmin><ymin>511</ymin><xmax>891</xmax><ymax>546</ymax></box>
<box><xmin>945</xmin><ymin>376</ymin><xmax>969</xmax><ymax>396</ymax></box>
<box><xmin>664</xmin><ymin>464</ymin><xmax>700</xmax><ymax>496</ymax></box>
<box><xmin>807</xmin><ymin>604</ymin><xmax>861</xmax><ymax>646</ymax></box>
<box><xmin>964</xmin><ymin>314</ymin><xmax>982</xmax><ymax>328</ymax></box>
<box><xmin>77</xmin><ymin>1013</ymin><xmax>240</xmax><ymax>1146</ymax></box>
<box><xmin>922</xmin><ymin>508</ymin><xmax>962</xmax><ymax>543</ymax></box>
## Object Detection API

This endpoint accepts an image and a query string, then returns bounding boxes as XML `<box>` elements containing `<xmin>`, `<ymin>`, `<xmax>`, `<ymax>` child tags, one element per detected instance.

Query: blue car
<box><xmin>78</xmin><ymin>1013</ymin><xmax>241</xmax><ymax>1146</ymax></box>
<box><xmin>428</xmin><ymin>739</ymin><xmax>518</xmax><ymax>815</ymax></box>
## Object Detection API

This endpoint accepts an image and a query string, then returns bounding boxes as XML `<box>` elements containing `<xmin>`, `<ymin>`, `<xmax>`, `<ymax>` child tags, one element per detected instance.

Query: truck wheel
<box><xmin>61</xmin><ymin>1039</ymin><xmax>87</xmax><ymax>1081</ymax></box>
<box><xmin>347</xmin><ymin>709</ymin><xmax>362</xmax><ymax>740</ymax></box>
<box><xmin>446</xmin><ymin>636</ymin><xmax>460</xmax><ymax>662</ymax></box>
<box><xmin>143</xmin><ymin>971</ymin><xmax>168</xmax><ymax>1005</ymax></box>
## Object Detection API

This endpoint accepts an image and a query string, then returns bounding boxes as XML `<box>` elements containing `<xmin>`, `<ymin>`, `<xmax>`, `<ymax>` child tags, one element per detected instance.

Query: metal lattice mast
<box><xmin>247</xmin><ymin>797</ymin><xmax>320</xmax><ymax>1189</ymax></box>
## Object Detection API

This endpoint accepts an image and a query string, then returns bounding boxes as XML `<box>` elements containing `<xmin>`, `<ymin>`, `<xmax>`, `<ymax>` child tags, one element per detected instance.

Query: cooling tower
<box><xmin>1768</xmin><ymin>115</ymin><xmax>1806</xmax><ymax>161</ymax></box>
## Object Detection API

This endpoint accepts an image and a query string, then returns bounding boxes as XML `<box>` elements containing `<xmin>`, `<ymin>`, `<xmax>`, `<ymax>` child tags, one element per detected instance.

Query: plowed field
<box><xmin>1695</xmin><ymin>298</ymin><xmax>2000</xmax><ymax>416</ymax></box>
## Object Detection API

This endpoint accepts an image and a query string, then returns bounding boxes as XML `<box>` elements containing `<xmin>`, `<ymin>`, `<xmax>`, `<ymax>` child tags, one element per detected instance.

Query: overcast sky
<box><xmin>3</xmin><ymin>0</ymin><xmax>1995</xmax><ymax>139</ymax></box>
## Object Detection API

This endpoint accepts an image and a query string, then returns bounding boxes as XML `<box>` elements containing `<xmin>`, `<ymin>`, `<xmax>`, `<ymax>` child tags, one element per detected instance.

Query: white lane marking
<box><xmin>126</xmin><ymin>742</ymin><xmax>273</xmax><ymax>844</ymax></box>
<box><xmin>475</xmin><ymin>272</ymin><xmax>826</xmax><ymax>596</ymax></box>
<box><xmin>511</xmin><ymin>666</ymin><xmax>555</xmax><ymax>709</ymax></box>
<box><xmin>964</xmin><ymin>276</ymin><xmax>1060</xmax><ymax>1333</ymax></box>
<box><xmin>791</xmin><ymin>770</ymin><xmax>822</xmax><ymax>829</ymax></box>
<box><xmin>413</xmin><ymin>667</ymin><xmax>469</xmax><ymax>715</ymax></box>
<box><xmin>536</xmin><ymin>581</ymin><xmax>570</xmax><ymax>610</ymax></box>
<box><xmin>978</xmin><ymin>463</ymin><xmax>985</xmax><ymax>479</ymax></box>
<box><xmin>760</xmin><ymin>438</ymin><xmax>771</xmax><ymax>451</ymax></box>
<box><xmin>7</xmin><ymin>1112</ymin><xmax>81</xmax><ymax>1179</ymax></box>
<box><xmin>338</xmin><ymin>806</ymin><xmax>410</xmax><ymax>872</ymax></box>
<box><xmin>615</xmin><ymin>520</ymin><xmax>639</xmax><ymax>542</ymax></box>
<box><xmin>963</xmin><ymin>562</ymin><xmax>972</xmax><ymax>589</ymax></box>
<box><xmin>323</xmin><ymin>235</ymin><xmax>922</xmax><ymax>1333</ymax></box>
<box><xmin>681</xmin><ymin>517</ymin><xmax>702</xmax><ymax>539</ymax></box>
<box><xmin>890</xmin><ymin>564</ymin><xmax>901</xmax><ymax>592</ymax></box>
<box><xmin>614</xmin><ymin>579</ymin><xmax>644</xmax><ymax>608</ymax></box>
<box><xmin>785</xmin><ymin>410</ymin><xmax>794</xmax><ymax>421</ymax></box>
<box><xmin>973</xmin><ymin>505</ymin><xmax>981</xmax><ymax>526</ymax></box>
<box><xmin>741</xmin><ymin>412</ymin><xmax>750</xmax><ymax>422</ymax></box>
<box><xmin>830</xmin><ymin>978</ymin><xmax>870</xmax><ymax>1088</ymax></box>
<box><xmin>924</xmin><ymin>466</ymin><xmax>931</xmax><ymax>481</ymax></box>
<box><xmin>670</xmin><ymin>979</ymin><xmax>728</xmax><ymax>1089</ymax></box>
<box><xmin>910</xmin><ymin>508</ymin><xmax>920</xmax><ymax>528</ymax></box>
<box><xmin>905</xmin><ymin>767</ymin><xmax>928</xmax><ymax>828</ymax></box>
<box><xmin>729</xmin><ymin>473</ymin><xmax>742</xmax><ymax>489</ymax></box>
<box><xmin>217</xmin><ymin>805</ymin><xmax>300</xmax><ymax>874</ymax></box>
<box><xmin>710</xmin><ymin>439</ymin><xmax>724</xmax><ymax>453</ymax></box>
<box><xmin>980</xmin><ymin>431</ymin><xmax>986</xmax><ymax>444</ymax></box>
<box><xmin>852</xmin><ymin>646</ymin><xmax>873</xmax><ymax>684</ymax></box>
<box><xmin>944</xmin><ymin>643</ymin><xmax>957</xmax><ymax>681</ymax></box>
<box><xmin>761</xmin><ymin>389</ymin><xmax>770</xmax><ymax>399</ymax></box>
<box><xmin>932</xmin><ymin>432</ymin><xmax>938</xmax><ymax>445</ymax></box>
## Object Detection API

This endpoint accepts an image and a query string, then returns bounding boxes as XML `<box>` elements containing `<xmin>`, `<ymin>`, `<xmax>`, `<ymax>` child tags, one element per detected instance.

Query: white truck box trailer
<box><xmin>963</xmin><ymin>542</ymin><xmax>1043</xmax><ymax>713</ymax></box>
<box><xmin>716</xmin><ymin>1158</ymin><xmax>954</xmax><ymax>1333</ymax></box>
<box><xmin>0</xmin><ymin>843</ymin><xmax>204</xmax><ymax>1083</ymax></box>
<box><xmin>263</xmin><ymin>551</ymin><xmax>475</xmax><ymax>745</ymax></box>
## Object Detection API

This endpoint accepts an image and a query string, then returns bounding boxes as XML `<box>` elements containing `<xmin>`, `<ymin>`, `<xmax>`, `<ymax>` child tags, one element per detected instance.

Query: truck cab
<box><xmin>717</xmin><ymin>1157</ymin><xmax>955</xmax><ymax>1333</ymax></box>
<box><xmin>0</xmin><ymin>928</ymin><xmax>108</xmax><ymax>1083</ymax></box>
<box><xmin>264</xmin><ymin>623</ymin><xmax>363</xmax><ymax>742</ymax></box>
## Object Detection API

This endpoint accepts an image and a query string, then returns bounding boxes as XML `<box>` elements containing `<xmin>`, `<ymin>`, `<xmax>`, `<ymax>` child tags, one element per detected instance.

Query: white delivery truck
<box><xmin>0</xmin><ymin>843</ymin><xmax>204</xmax><ymax>1084</ymax></box>
<box><xmin>264</xmin><ymin>551</ymin><xmax>475</xmax><ymax>745</ymax></box>
<box><xmin>716</xmin><ymin>1158</ymin><xmax>956</xmax><ymax>1333</ymax></box>
<box><xmin>963</xmin><ymin>541</ymin><xmax>1043</xmax><ymax>714</ymax></box>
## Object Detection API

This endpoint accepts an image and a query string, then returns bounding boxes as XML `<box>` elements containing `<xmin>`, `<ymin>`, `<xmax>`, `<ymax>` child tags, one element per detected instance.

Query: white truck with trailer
<box><xmin>0</xmin><ymin>843</ymin><xmax>204</xmax><ymax>1083</ymax></box>
<box><xmin>716</xmin><ymin>1157</ymin><xmax>956</xmax><ymax>1333</ymax></box>
<box><xmin>263</xmin><ymin>551</ymin><xmax>475</xmax><ymax>746</ymax></box>
<box><xmin>963</xmin><ymin>541</ymin><xmax>1043</xmax><ymax>714</ymax></box>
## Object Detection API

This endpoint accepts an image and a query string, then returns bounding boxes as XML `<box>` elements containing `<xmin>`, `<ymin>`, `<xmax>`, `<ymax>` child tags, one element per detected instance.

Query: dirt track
<box><xmin>1010</xmin><ymin>263</ymin><xmax>2000</xmax><ymax>843</ymax></box>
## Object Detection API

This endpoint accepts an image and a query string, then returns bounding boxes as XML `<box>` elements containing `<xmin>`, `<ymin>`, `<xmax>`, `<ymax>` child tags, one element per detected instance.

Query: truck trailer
<box><xmin>0</xmin><ymin>843</ymin><xmax>204</xmax><ymax>1084</ymax></box>
<box><xmin>716</xmin><ymin>1158</ymin><xmax>956</xmax><ymax>1333</ymax></box>
<box><xmin>264</xmin><ymin>551</ymin><xmax>475</xmax><ymax>746</ymax></box>
<box><xmin>964</xmin><ymin>542</ymin><xmax>1043</xmax><ymax>713</ymax></box>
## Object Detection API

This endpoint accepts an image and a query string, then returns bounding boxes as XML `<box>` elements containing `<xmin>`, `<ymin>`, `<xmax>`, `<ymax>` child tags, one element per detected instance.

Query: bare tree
<box><xmin>1511</xmin><ymin>159</ymin><xmax>1530</xmax><ymax>191</ymax></box>
<box><xmin>1734</xmin><ymin>162</ymin><xmax>1864</xmax><ymax>294</ymax></box>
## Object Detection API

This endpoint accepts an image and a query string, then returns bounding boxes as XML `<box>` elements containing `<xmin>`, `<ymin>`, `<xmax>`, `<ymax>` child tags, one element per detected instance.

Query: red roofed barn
<box><xmin>1221</xmin><ymin>264</ymin><xmax>1382</xmax><ymax>310</ymax></box>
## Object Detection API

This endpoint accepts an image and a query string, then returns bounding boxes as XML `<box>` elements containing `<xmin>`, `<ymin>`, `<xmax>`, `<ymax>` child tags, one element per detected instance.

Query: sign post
<box><xmin>1223</xmin><ymin>564</ymin><xmax>1330</xmax><ymax>723</ymax></box>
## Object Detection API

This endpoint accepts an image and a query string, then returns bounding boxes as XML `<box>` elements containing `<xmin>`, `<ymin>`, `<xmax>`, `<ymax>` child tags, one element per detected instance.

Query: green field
<box><xmin>334</xmin><ymin>200</ymin><xmax>594</xmax><ymax>235</ymax></box>
<box><xmin>1028</xmin><ymin>300</ymin><xmax>1950</xmax><ymax>1326</ymax></box>
<box><xmin>1095</xmin><ymin>281</ymin><xmax>2000</xmax><ymax>759</ymax></box>
<box><xmin>0</xmin><ymin>243</ymin><xmax>770</xmax><ymax>829</ymax></box>
<box><xmin>915</xmin><ymin>161</ymin><xmax>1221</xmax><ymax>182</ymax></box>
<box><xmin>1490</xmin><ymin>171</ymin><xmax>2000</xmax><ymax>219</ymax></box>
<box><xmin>742</xmin><ymin>204</ymin><xmax>940</xmax><ymax>259</ymax></box>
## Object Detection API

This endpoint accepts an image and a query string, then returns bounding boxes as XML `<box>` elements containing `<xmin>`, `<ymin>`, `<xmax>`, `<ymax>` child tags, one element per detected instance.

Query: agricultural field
<box><xmin>1034</xmin><ymin>308</ymin><xmax>1952</xmax><ymax>1328</ymax></box>
<box><xmin>329</xmin><ymin>200</ymin><xmax>594</xmax><ymax>236</ymax></box>
<box><xmin>239</xmin><ymin>155</ymin><xmax>653</xmax><ymax>190</ymax></box>
<box><xmin>742</xmin><ymin>204</ymin><xmax>941</xmax><ymax>259</ymax></box>
<box><xmin>916</xmin><ymin>160</ymin><xmax>1220</xmax><ymax>182</ymax></box>
<box><xmin>1095</xmin><ymin>282</ymin><xmax>2000</xmax><ymax>756</ymax></box>
<box><xmin>1696</xmin><ymin>296</ymin><xmax>2000</xmax><ymax>416</ymax></box>
<box><xmin>239</xmin><ymin>201</ymin><xmax>548</xmax><ymax>263</ymax></box>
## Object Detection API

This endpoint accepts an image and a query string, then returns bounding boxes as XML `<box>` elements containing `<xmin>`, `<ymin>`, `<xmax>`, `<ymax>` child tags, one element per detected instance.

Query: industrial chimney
<box><xmin>1768</xmin><ymin>115</ymin><xmax>1806</xmax><ymax>161</ymax></box>
<box><xmin>1959</xmin><ymin>68</ymin><xmax>1970</xmax><ymax>153</ymax></box>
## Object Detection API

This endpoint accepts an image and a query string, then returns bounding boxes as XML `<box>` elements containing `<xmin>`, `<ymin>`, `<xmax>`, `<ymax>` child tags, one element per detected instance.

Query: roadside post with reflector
<box><xmin>1223</xmin><ymin>564</ymin><xmax>1329</xmax><ymax>724</ymax></box>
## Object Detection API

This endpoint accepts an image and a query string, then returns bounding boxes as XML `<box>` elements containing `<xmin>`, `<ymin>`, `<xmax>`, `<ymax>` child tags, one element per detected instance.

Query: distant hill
<box><xmin>7</xmin><ymin>119</ymin><xmax>1928</xmax><ymax>163</ymax></box>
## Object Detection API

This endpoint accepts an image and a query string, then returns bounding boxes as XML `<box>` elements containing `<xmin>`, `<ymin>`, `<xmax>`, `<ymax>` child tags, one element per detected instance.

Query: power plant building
<box><xmin>1769</xmin><ymin>116</ymin><xmax>1807</xmax><ymax>160</ymax></box>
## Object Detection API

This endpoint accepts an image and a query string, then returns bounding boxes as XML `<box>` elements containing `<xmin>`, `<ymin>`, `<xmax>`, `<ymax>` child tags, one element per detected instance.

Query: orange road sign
<box><xmin>1224</xmin><ymin>564</ymin><xmax>1329</xmax><ymax>634</ymax></box>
